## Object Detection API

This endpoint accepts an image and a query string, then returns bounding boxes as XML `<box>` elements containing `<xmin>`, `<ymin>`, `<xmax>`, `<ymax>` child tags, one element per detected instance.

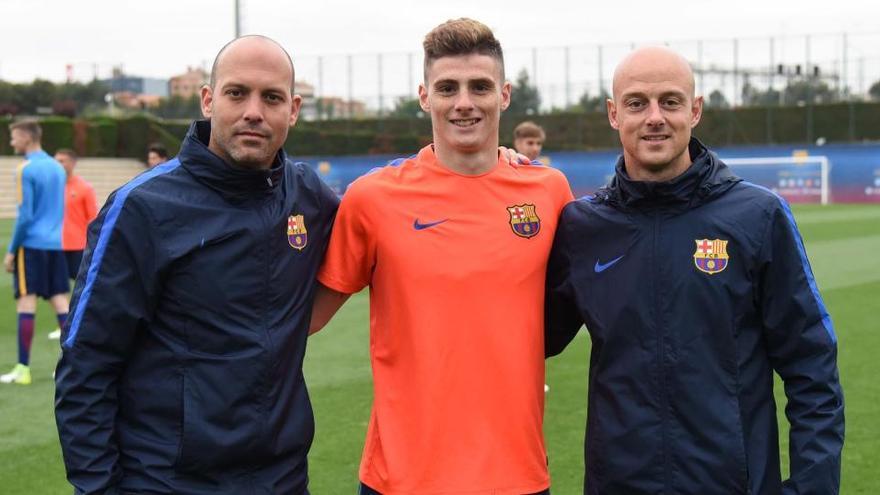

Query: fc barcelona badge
<box><xmin>507</xmin><ymin>204</ymin><xmax>541</xmax><ymax>238</ymax></box>
<box><xmin>287</xmin><ymin>214</ymin><xmax>308</xmax><ymax>250</ymax></box>
<box><xmin>693</xmin><ymin>238</ymin><xmax>729</xmax><ymax>274</ymax></box>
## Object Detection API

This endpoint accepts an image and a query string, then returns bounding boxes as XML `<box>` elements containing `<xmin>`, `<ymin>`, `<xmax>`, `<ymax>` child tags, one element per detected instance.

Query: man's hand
<box><xmin>498</xmin><ymin>146</ymin><xmax>531</xmax><ymax>165</ymax></box>
<box><xmin>4</xmin><ymin>252</ymin><xmax>14</xmax><ymax>273</ymax></box>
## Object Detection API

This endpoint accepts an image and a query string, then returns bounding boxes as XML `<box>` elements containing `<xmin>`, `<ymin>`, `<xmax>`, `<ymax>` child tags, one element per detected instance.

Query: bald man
<box><xmin>55</xmin><ymin>36</ymin><xmax>339</xmax><ymax>494</ymax></box>
<box><xmin>545</xmin><ymin>46</ymin><xmax>843</xmax><ymax>495</ymax></box>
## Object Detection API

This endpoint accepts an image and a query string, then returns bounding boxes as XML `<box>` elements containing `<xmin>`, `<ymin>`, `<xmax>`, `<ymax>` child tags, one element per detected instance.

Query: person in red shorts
<box><xmin>310</xmin><ymin>18</ymin><xmax>573</xmax><ymax>495</ymax></box>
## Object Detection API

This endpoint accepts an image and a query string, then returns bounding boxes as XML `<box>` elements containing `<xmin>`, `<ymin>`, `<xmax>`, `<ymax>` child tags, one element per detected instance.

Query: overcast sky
<box><xmin>2</xmin><ymin>0</ymin><xmax>879</xmax><ymax>106</ymax></box>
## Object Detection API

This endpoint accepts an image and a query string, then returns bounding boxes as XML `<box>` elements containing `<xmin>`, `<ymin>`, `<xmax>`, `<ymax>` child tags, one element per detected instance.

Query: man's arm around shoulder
<box><xmin>309</xmin><ymin>283</ymin><xmax>351</xmax><ymax>335</ymax></box>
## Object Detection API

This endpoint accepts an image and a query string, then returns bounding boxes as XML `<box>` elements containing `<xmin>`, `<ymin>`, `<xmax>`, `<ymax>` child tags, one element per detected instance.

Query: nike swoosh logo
<box><xmin>594</xmin><ymin>255</ymin><xmax>624</xmax><ymax>273</ymax></box>
<box><xmin>413</xmin><ymin>218</ymin><xmax>448</xmax><ymax>230</ymax></box>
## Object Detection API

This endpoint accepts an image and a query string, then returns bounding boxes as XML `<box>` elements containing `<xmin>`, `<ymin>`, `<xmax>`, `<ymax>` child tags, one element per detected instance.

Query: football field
<box><xmin>0</xmin><ymin>204</ymin><xmax>878</xmax><ymax>493</ymax></box>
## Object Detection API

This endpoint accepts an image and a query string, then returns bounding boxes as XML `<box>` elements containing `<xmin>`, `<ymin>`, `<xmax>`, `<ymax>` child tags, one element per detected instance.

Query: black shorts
<box><xmin>12</xmin><ymin>247</ymin><xmax>70</xmax><ymax>299</ymax></box>
<box><xmin>64</xmin><ymin>250</ymin><xmax>84</xmax><ymax>280</ymax></box>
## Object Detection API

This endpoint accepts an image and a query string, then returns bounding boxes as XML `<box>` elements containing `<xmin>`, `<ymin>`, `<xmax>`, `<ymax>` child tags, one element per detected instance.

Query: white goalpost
<box><xmin>723</xmin><ymin>156</ymin><xmax>831</xmax><ymax>205</ymax></box>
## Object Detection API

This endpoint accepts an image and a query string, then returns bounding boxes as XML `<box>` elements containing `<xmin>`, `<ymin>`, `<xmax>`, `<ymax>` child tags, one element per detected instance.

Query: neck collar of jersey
<box><xmin>24</xmin><ymin>149</ymin><xmax>49</xmax><ymax>160</ymax></box>
<box><xmin>179</xmin><ymin>120</ymin><xmax>285</xmax><ymax>199</ymax></box>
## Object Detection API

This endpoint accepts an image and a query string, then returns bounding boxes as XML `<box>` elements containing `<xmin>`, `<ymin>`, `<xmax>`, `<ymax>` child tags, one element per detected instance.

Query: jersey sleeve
<box><xmin>7</xmin><ymin>164</ymin><xmax>34</xmax><ymax>253</ymax></box>
<box><xmin>55</xmin><ymin>192</ymin><xmax>164</xmax><ymax>494</ymax></box>
<box><xmin>316</xmin><ymin>178</ymin><xmax>376</xmax><ymax>294</ymax></box>
<box><xmin>83</xmin><ymin>182</ymin><xmax>99</xmax><ymax>223</ymax></box>
<box><xmin>758</xmin><ymin>198</ymin><xmax>844</xmax><ymax>493</ymax></box>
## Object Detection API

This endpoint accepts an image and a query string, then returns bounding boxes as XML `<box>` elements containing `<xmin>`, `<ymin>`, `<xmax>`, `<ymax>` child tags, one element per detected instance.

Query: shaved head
<box><xmin>606</xmin><ymin>45</ymin><xmax>703</xmax><ymax>182</ymax></box>
<box><xmin>210</xmin><ymin>35</ymin><xmax>295</xmax><ymax>92</ymax></box>
<box><xmin>611</xmin><ymin>46</ymin><xmax>695</xmax><ymax>101</ymax></box>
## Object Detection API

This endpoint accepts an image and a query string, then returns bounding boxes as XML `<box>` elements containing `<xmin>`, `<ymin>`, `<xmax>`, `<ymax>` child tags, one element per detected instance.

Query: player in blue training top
<box><xmin>2</xmin><ymin>120</ymin><xmax>70</xmax><ymax>385</ymax></box>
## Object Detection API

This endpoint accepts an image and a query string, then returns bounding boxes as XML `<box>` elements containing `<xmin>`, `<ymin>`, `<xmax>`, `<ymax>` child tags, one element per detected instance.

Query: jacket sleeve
<box><xmin>54</xmin><ymin>193</ymin><xmax>162</xmax><ymax>495</ymax></box>
<box><xmin>545</xmin><ymin>204</ymin><xmax>584</xmax><ymax>357</ymax></box>
<box><xmin>758</xmin><ymin>200</ymin><xmax>844</xmax><ymax>495</ymax></box>
<box><xmin>7</xmin><ymin>165</ymin><xmax>34</xmax><ymax>253</ymax></box>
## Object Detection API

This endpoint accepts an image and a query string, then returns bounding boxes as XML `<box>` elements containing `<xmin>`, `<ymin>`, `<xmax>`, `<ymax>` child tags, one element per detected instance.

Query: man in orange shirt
<box><xmin>55</xmin><ymin>149</ymin><xmax>97</xmax><ymax>280</ymax></box>
<box><xmin>311</xmin><ymin>18</ymin><xmax>572</xmax><ymax>495</ymax></box>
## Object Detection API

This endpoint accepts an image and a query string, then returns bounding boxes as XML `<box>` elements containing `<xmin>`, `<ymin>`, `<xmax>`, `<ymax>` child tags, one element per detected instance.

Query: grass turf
<box><xmin>0</xmin><ymin>204</ymin><xmax>877</xmax><ymax>493</ymax></box>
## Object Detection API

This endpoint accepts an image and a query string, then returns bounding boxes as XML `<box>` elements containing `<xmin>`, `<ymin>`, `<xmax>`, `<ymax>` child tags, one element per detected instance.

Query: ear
<box><xmin>289</xmin><ymin>94</ymin><xmax>303</xmax><ymax>127</ymax></box>
<box><xmin>200</xmin><ymin>84</ymin><xmax>214</xmax><ymax>119</ymax></box>
<box><xmin>690</xmin><ymin>95</ymin><xmax>704</xmax><ymax>128</ymax></box>
<box><xmin>606</xmin><ymin>98</ymin><xmax>619</xmax><ymax>130</ymax></box>
<box><xmin>500</xmin><ymin>80</ymin><xmax>512</xmax><ymax>111</ymax></box>
<box><xmin>418</xmin><ymin>84</ymin><xmax>430</xmax><ymax>112</ymax></box>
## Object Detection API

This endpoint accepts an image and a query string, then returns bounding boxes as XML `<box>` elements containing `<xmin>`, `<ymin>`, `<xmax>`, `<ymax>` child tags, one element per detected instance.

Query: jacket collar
<box><xmin>178</xmin><ymin>120</ymin><xmax>286</xmax><ymax>200</ymax></box>
<box><xmin>601</xmin><ymin>138</ymin><xmax>740</xmax><ymax>210</ymax></box>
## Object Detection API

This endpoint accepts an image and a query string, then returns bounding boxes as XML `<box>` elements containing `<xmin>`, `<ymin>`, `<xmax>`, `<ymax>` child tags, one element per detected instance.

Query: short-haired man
<box><xmin>146</xmin><ymin>142</ymin><xmax>169</xmax><ymax>167</ymax></box>
<box><xmin>546</xmin><ymin>46</ymin><xmax>844</xmax><ymax>494</ymax></box>
<box><xmin>513</xmin><ymin>120</ymin><xmax>545</xmax><ymax>162</ymax></box>
<box><xmin>55</xmin><ymin>36</ymin><xmax>338</xmax><ymax>494</ymax></box>
<box><xmin>311</xmin><ymin>18</ymin><xmax>573</xmax><ymax>495</ymax></box>
<box><xmin>55</xmin><ymin>149</ymin><xmax>98</xmax><ymax>281</ymax></box>
<box><xmin>1</xmin><ymin>120</ymin><xmax>70</xmax><ymax>385</ymax></box>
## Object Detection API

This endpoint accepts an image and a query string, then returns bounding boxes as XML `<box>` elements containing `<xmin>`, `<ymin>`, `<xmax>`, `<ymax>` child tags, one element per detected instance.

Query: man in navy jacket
<box><xmin>55</xmin><ymin>36</ymin><xmax>338</xmax><ymax>494</ymax></box>
<box><xmin>546</xmin><ymin>46</ymin><xmax>844</xmax><ymax>494</ymax></box>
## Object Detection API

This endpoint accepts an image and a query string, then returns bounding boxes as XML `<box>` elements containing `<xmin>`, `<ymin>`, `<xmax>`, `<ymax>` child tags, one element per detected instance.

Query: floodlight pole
<box><xmin>235</xmin><ymin>0</ymin><xmax>241</xmax><ymax>38</ymax></box>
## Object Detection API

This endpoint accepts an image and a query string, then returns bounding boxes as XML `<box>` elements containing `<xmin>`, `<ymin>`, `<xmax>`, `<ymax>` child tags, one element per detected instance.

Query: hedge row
<box><xmin>1</xmin><ymin>102</ymin><xmax>879</xmax><ymax>159</ymax></box>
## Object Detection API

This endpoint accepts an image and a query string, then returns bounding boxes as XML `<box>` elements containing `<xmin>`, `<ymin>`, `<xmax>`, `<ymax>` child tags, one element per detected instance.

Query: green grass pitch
<box><xmin>0</xmin><ymin>204</ymin><xmax>877</xmax><ymax>493</ymax></box>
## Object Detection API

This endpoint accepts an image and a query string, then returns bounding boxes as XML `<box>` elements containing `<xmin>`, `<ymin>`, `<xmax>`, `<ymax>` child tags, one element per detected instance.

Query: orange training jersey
<box><xmin>62</xmin><ymin>174</ymin><xmax>98</xmax><ymax>251</ymax></box>
<box><xmin>318</xmin><ymin>145</ymin><xmax>574</xmax><ymax>495</ymax></box>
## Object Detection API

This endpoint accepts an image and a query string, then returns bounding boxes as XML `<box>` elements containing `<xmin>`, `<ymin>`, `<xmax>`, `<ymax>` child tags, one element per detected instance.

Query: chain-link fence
<box><xmin>285</xmin><ymin>31</ymin><xmax>880</xmax><ymax>118</ymax></box>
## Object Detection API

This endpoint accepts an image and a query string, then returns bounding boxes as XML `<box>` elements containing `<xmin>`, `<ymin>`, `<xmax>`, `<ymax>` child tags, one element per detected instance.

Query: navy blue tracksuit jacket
<box><xmin>546</xmin><ymin>139</ymin><xmax>844</xmax><ymax>495</ymax></box>
<box><xmin>55</xmin><ymin>121</ymin><xmax>338</xmax><ymax>494</ymax></box>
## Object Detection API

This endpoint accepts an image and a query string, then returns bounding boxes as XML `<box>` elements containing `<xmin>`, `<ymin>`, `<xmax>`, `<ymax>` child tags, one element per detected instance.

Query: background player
<box><xmin>146</xmin><ymin>142</ymin><xmax>169</xmax><ymax>168</ymax></box>
<box><xmin>310</xmin><ymin>18</ymin><xmax>573</xmax><ymax>495</ymax></box>
<box><xmin>513</xmin><ymin>120</ymin><xmax>545</xmax><ymax>162</ymax></box>
<box><xmin>1</xmin><ymin>120</ymin><xmax>70</xmax><ymax>385</ymax></box>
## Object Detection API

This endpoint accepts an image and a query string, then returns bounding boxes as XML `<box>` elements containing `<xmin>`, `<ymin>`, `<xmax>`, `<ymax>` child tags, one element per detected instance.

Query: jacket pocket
<box><xmin>175</xmin><ymin>358</ymin><xmax>264</xmax><ymax>473</ymax></box>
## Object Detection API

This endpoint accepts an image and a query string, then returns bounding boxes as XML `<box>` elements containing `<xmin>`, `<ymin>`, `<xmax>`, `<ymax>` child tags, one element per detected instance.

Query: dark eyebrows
<box><xmin>469</xmin><ymin>77</ymin><xmax>495</xmax><ymax>88</ymax></box>
<box><xmin>219</xmin><ymin>81</ymin><xmax>289</xmax><ymax>99</ymax></box>
<box><xmin>432</xmin><ymin>77</ymin><xmax>496</xmax><ymax>89</ymax></box>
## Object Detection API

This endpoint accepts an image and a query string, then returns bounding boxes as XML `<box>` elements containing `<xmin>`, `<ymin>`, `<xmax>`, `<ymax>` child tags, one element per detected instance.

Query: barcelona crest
<box><xmin>507</xmin><ymin>204</ymin><xmax>541</xmax><ymax>238</ymax></box>
<box><xmin>693</xmin><ymin>238</ymin><xmax>729</xmax><ymax>275</ymax></box>
<box><xmin>287</xmin><ymin>214</ymin><xmax>308</xmax><ymax>250</ymax></box>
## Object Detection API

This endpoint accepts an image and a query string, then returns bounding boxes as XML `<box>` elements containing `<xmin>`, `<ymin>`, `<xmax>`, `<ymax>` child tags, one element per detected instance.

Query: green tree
<box><xmin>154</xmin><ymin>95</ymin><xmax>202</xmax><ymax>120</ymax></box>
<box><xmin>741</xmin><ymin>78</ymin><xmax>782</xmax><ymax>106</ymax></box>
<box><xmin>867</xmin><ymin>80</ymin><xmax>880</xmax><ymax>101</ymax></box>
<box><xmin>570</xmin><ymin>90</ymin><xmax>609</xmax><ymax>113</ymax></box>
<box><xmin>506</xmin><ymin>69</ymin><xmax>541</xmax><ymax>116</ymax></box>
<box><xmin>782</xmin><ymin>80</ymin><xmax>835</xmax><ymax>105</ymax></box>
<box><xmin>707</xmin><ymin>89</ymin><xmax>729</xmax><ymax>108</ymax></box>
<box><xmin>388</xmin><ymin>97</ymin><xmax>423</xmax><ymax>118</ymax></box>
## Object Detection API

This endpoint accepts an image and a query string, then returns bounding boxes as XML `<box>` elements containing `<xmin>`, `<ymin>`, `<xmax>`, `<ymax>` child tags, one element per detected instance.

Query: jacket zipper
<box><xmin>653</xmin><ymin>212</ymin><xmax>672</xmax><ymax>494</ymax></box>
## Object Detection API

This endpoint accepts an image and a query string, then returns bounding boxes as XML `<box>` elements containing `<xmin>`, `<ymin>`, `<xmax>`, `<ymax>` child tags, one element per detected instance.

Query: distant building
<box><xmin>113</xmin><ymin>91</ymin><xmax>162</xmax><ymax>110</ymax></box>
<box><xmin>295</xmin><ymin>80</ymin><xmax>368</xmax><ymax>120</ymax></box>
<box><xmin>100</xmin><ymin>67</ymin><xmax>168</xmax><ymax>98</ymax></box>
<box><xmin>169</xmin><ymin>67</ymin><xmax>208</xmax><ymax>99</ymax></box>
<box><xmin>315</xmin><ymin>96</ymin><xmax>368</xmax><ymax>120</ymax></box>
